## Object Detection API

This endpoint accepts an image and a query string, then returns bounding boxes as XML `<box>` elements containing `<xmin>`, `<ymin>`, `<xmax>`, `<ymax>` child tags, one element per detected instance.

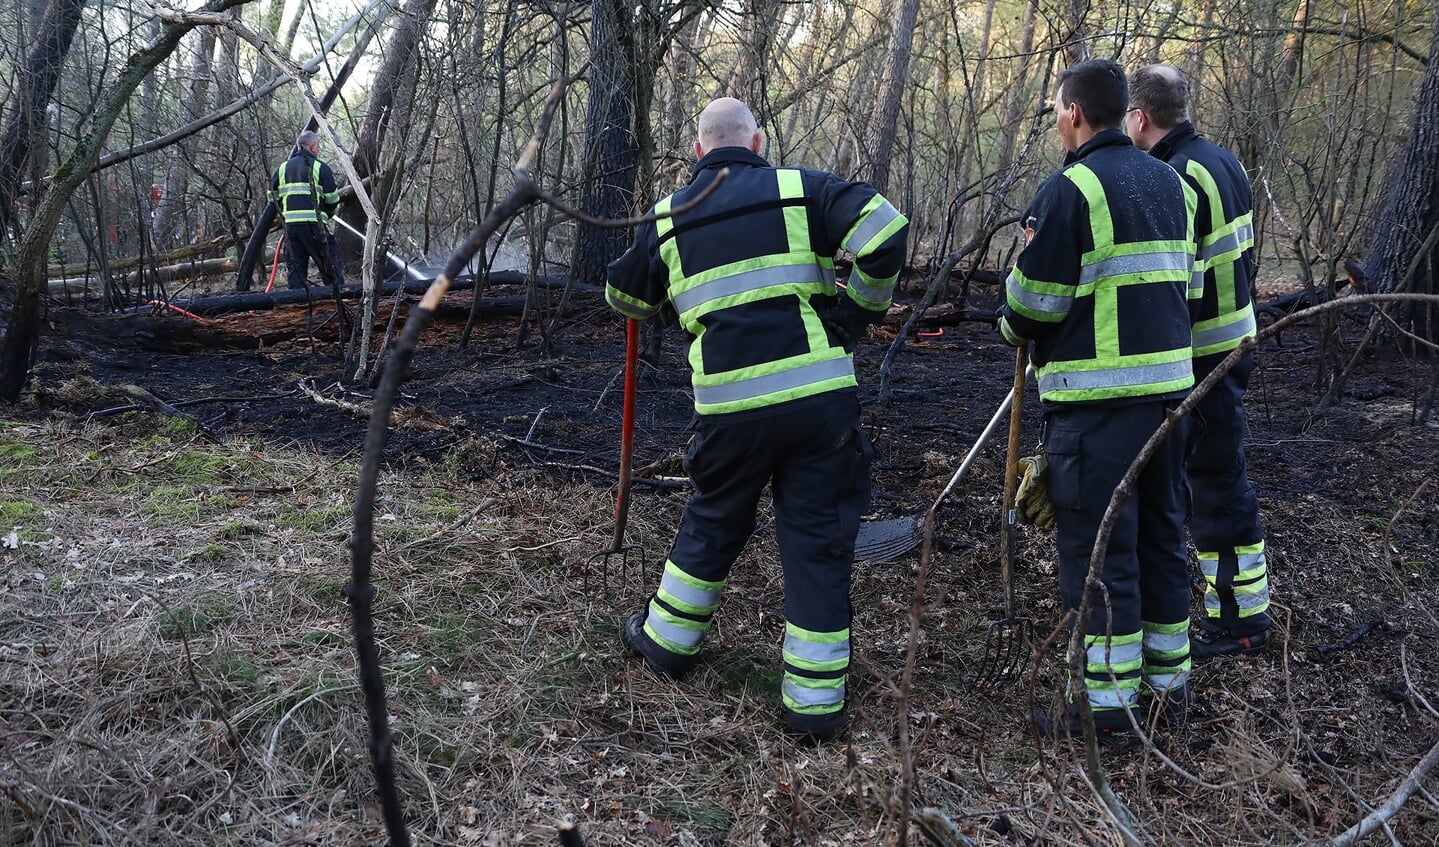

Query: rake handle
<box><xmin>611</xmin><ymin>318</ymin><xmax>640</xmax><ymax>550</ymax></box>
<box><xmin>999</xmin><ymin>345</ymin><xmax>1028</xmax><ymax>618</ymax></box>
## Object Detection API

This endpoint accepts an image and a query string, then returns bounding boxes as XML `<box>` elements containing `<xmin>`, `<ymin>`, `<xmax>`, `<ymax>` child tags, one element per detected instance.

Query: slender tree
<box><xmin>0</xmin><ymin>0</ymin><xmax>251</xmax><ymax>403</ymax></box>
<box><xmin>0</xmin><ymin>0</ymin><xmax>85</xmax><ymax>244</ymax></box>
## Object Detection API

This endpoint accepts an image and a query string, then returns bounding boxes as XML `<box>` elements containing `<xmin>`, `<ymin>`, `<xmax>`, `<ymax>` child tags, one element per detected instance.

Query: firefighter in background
<box><xmin>999</xmin><ymin>59</ymin><xmax>1198</xmax><ymax>734</ymax></box>
<box><xmin>605</xmin><ymin>97</ymin><xmax>908</xmax><ymax>744</ymax></box>
<box><xmin>1127</xmin><ymin>64</ymin><xmax>1271</xmax><ymax>660</ymax></box>
<box><xmin>268</xmin><ymin>131</ymin><xmax>342</xmax><ymax>291</ymax></box>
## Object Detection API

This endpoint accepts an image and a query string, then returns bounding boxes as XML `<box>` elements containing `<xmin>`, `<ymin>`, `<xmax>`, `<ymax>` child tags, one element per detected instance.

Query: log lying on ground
<box><xmin>43</xmin><ymin>281</ymin><xmax>603</xmax><ymax>354</ymax></box>
<box><xmin>47</xmin><ymin>234</ymin><xmax>243</xmax><ymax>278</ymax></box>
<box><xmin>121</xmin><ymin>272</ymin><xmax>593</xmax><ymax>317</ymax></box>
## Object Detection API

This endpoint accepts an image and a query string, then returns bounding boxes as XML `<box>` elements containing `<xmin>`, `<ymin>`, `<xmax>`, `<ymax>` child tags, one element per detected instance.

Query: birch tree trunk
<box><xmin>866</xmin><ymin>0</ymin><xmax>918</xmax><ymax>195</ymax></box>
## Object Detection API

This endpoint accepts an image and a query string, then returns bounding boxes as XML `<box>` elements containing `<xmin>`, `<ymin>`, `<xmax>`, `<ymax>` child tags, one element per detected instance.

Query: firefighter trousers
<box><xmin>1188</xmin><ymin>350</ymin><xmax>1270</xmax><ymax>633</ymax></box>
<box><xmin>1045</xmin><ymin>400</ymin><xmax>1191</xmax><ymax>709</ymax></box>
<box><xmin>639</xmin><ymin>392</ymin><xmax>872</xmax><ymax>718</ymax></box>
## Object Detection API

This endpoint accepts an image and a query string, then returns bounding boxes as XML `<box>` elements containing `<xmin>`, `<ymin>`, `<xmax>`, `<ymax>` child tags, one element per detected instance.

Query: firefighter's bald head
<box><xmin>695</xmin><ymin>98</ymin><xmax>761</xmax><ymax>158</ymax></box>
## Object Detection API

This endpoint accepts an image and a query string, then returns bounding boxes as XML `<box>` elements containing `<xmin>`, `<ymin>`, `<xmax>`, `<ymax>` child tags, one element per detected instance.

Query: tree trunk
<box><xmin>867</xmin><ymin>0</ymin><xmax>918</xmax><ymax>195</ymax></box>
<box><xmin>150</xmin><ymin>26</ymin><xmax>217</xmax><ymax>249</ymax></box>
<box><xmin>992</xmin><ymin>0</ymin><xmax>1037</xmax><ymax>172</ymax></box>
<box><xmin>1362</xmin><ymin>13</ymin><xmax>1439</xmax><ymax>342</ymax></box>
<box><xmin>1062</xmin><ymin>0</ymin><xmax>1090</xmax><ymax>65</ymax></box>
<box><xmin>570</xmin><ymin>0</ymin><xmax>638</xmax><ymax>285</ymax></box>
<box><xmin>0</xmin><ymin>0</ymin><xmax>85</xmax><ymax>241</ymax></box>
<box><xmin>335</xmin><ymin>0</ymin><xmax>438</xmax><ymax>251</ymax></box>
<box><xmin>0</xmin><ymin>0</ymin><xmax>251</xmax><ymax>404</ymax></box>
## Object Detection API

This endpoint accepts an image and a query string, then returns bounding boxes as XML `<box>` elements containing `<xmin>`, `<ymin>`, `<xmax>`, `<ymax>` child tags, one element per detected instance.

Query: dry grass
<box><xmin>2</xmin><ymin>400</ymin><xmax>1437</xmax><ymax>846</ymax></box>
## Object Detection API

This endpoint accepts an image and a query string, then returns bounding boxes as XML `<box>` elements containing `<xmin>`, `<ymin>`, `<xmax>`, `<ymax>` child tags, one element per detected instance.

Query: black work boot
<box><xmin>1147</xmin><ymin>684</ymin><xmax>1190</xmax><ymax>726</ymax></box>
<box><xmin>1032</xmin><ymin>705</ymin><xmax>1137</xmax><ymax>737</ymax></box>
<box><xmin>622</xmin><ymin>610</ymin><xmax>698</xmax><ymax>680</ymax></box>
<box><xmin>784</xmin><ymin>708</ymin><xmax>848</xmax><ymax>746</ymax></box>
<box><xmin>1191</xmin><ymin>616</ymin><xmax>1270</xmax><ymax>662</ymax></box>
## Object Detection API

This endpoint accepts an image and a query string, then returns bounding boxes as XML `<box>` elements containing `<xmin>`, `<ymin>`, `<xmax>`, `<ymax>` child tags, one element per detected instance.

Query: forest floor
<box><xmin>2</xmin><ymin>273</ymin><xmax>1438</xmax><ymax>846</ymax></box>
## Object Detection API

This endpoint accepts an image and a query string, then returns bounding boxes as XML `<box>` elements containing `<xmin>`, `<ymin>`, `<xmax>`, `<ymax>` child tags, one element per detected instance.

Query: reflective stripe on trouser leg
<box><xmin>772</xmin><ymin>393</ymin><xmax>869</xmax><ymax>718</ymax></box>
<box><xmin>1188</xmin><ymin>350</ymin><xmax>1268</xmax><ymax>629</ymax></box>
<box><xmin>781</xmin><ymin>622</ymin><xmax>849</xmax><ymax>714</ymax></box>
<box><xmin>647</xmin><ymin>418</ymin><xmax>772</xmax><ymax>659</ymax></box>
<box><xmin>1083</xmin><ymin>631</ymin><xmax>1143</xmax><ymax>711</ymax></box>
<box><xmin>643</xmin><ymin>559</ymin><xmax>725</xmax><ymax>656</ymax></box>
<box><xmin>1200</xmin><ymin>540</ymin><xmax>1270</xmax><ymax>622</ymax></box>
<box><xmin>1142</xmin><ymin>618</ymin><xmax>1191</xmax><ymax>692</ymax></box>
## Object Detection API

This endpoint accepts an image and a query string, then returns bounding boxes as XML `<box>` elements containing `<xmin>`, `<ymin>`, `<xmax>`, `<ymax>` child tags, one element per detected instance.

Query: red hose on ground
<box><xmin>147</xmin><ymin>301</ymin><xmax>203</xmax><ymax>320</ymax></box>
<box><xmin>264</xmin><ymin>234</ymin><xmax>285</xmax><ymax>293</ymax></box>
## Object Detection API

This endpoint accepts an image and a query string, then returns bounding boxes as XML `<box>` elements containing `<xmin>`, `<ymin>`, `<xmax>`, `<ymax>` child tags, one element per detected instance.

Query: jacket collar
<box><xmin>1147</xmin><ymin>121</ymin><xmax>1198</xmax><ymax>161</ymax></box>
<box><xmin>1062</xmin><ymin>128</ymin><xmax>1134</xmax><ymax>165</ymax></box>
<box><xmin>692</xmin><ymin>146</ymin><xmax>770</xmax><ymax>176</ymax></box>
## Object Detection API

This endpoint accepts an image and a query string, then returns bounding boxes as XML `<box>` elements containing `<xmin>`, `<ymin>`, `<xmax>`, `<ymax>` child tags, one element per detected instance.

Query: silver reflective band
<box><xmin>646</xmin><ymin>614</ymin><xmax>704</xmax><ymax>651</ymax></box>
<box><xmin>1038</xmin><ymin>359</ymin><xmax>1191</xmax><ymax>394</ymax></box>
<box><xmin>1198</xmin><ymin>221</ymin><xmax>1254</xmax><ymax>261</ymax></box>
<box><xmin>1143</xmin><ymin>630</ymin><xmax>1189</xmax><ymax>654</ymax></box>
<box><xmin>672</xmin><ymin>262</ymin><xmax>832</xmax><ymax>315</ymax></box>
<box><xmin>1007</xmin><ymin>271</ymin><xmax>1072</xmax><ymax>316</ymax></box>
<box><xmin>1144</xmin><ymin>671</ymin><xmax>1189</xmax><ymax>691</ymax></box>
<box><xmin>1192</xmin><ymin>312</ymin><xmax>1256</xmax><ymax>350</ymax></box>
<box><xmin>783</xmin><ymin>633</ymin><xmax>849</xmax><ymax>665</ymax></box>
<box><xmin>657</xmin><ymin>570</ymin><xmax>721</xmax><ymax>613</ymax></box>
<box><xmin>1089</xmin><ymin>688</ymin><xmax>1138</xmax><ymax>709</ymax></box>
<box><xmin>846</xmin><ymin>273</ymin><xmax>893</xmax><ymax>306</ymax></box>
<box><xmin>1086</xmin><ymin>641</ymin><xmax>1142</xmax><ymax>668</ymax></box>
<box><xmin>782</xmin><ymin>678</ymin><xmax>844</xmax><ymax>708</ymax></box>
<box><xmin>1199</xmin><ymin>549</ymin><xmax>1266</xmax><ymax>577</ymax></box>
<box><xmin>1205</xmin><ymin>590</ymin><xmax>1268</xmax><ymax>612</ymax></box>
<box><xmin>694</xmin><ymin>356</ymin><xmax>854</xmax><ymax>406</ymax></box>
<box><xmin>1078</xmin><ymin>250</ymin><xmax>1192</xmax><ymax>285</ymax></box>
<box><xmin>843</xmin><ymin>200</ymin><xmax>903</xmax><ymax>255</ymax></box>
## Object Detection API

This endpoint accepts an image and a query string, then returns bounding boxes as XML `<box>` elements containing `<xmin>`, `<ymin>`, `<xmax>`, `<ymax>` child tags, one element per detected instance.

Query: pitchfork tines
<box><xmin>973</xmin><ymin>345</ymin><xmax>1035</xmax><ymax>689</ymax></box>
<box><xmin>581</xmin><ymin>318</ymin><xmax>648</xmax><ymax>594</ymax></box>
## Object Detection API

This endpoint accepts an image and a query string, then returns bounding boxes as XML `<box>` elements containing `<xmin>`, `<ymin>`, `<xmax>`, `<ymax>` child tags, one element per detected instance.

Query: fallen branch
<box><xmin>298</xmin><ymin>377</ymin><xmax>370</xmax><ymax>417</ymax></box>
<box><xmin>344</xmin><ymin>79</ymin><xmax>725</xmax><ymax>847</ymax></box>
<box><xmin>1329</xmin><ymin>739</ymin><xmax>1439</xmax><ymax>847</ymax></box>
<box><xmin>117</xmin><ymin>384</ymin><xmax>220</xmax><ymax>442</ymax></box>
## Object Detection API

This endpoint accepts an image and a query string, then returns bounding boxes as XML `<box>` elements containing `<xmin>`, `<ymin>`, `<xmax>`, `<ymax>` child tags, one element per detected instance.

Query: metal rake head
<box><xmin>971</xmin><ymin>616</ymin><xmax>1033</xmax><ymax>690</ymax></box>
<box><xmin>581</xmin><ymin>543</ymin><xmax>646</xmax><ymax>595</ymax></box>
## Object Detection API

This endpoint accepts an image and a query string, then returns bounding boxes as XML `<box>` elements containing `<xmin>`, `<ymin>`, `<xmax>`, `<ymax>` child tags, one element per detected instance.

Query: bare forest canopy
<box><xmin>0</xmin><ymin>0</ymin><xmax>1435</xmax><ymax>298</ymax></box>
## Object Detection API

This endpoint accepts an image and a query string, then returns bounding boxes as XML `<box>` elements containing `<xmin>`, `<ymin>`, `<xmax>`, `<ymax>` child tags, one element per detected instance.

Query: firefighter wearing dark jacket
<box><xmin>606</xmin><ymin>97</ymin><xmax>908</xmax><ymax>743</ymax></box>
<box><xmin>998</xmin><ymin>59</ymin><xmax>1198</xmax><ymax>734</ymax></box>
<box><xmin>1128</xmin><ymin>64</ymin><xmax>1270</xmax><ymax>660</ymax></box>
<box><xmin>268</xmin><ymin>131</ymin><xmax>342</xmax><ymax>291</ymax></box>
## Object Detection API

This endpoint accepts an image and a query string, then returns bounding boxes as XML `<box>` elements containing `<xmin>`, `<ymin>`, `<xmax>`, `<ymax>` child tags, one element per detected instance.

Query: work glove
<box><xmin>819</xmin><ymin>298</ymin><xmax>875</xmax><ymax>353</ymax></box>
<box><xmin>1014</xmin><ymin>454</ymin><xmax>1055</xmax><ymax>531</ymax></box>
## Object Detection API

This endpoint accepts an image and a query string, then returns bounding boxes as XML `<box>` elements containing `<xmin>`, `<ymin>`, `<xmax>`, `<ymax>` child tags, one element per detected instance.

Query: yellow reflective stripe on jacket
<box><xmin>1039</xmin><ymin>165</ymin><xmax>1193</xmax><ymax>399</ymax></box>
<box><xmin>1036</xmin><ymin>350</ymin><xmax>1192</xmax><ymax>402</ymax></box>
<box><xmin>1006</xmin><ymin>265</ymin><xmax>1072</xmax><ymax>322</ymax></box>
<box><xmin>1186</xmin><ymin>161</ymin><xmax>1255</xmax><ymax>353</ymax></box>
<box><xmin>842</xmin><ymin>194</ymin><xmax>906</xmax><ymax>256</ymax></box>
<box><xmin>691</xmin><ymin>352</ymin><xmax>855</xmax><ymax>415</ymax></box>
<box><xmin>777</xmin><ymin>168</ymin><xmax>808</xmax><ymax>253</ymax></box>
<box><xmin>671</xmin><ymin>256</ymin><xmax>835</xmax><ymax>319</ymax></box>
<box><xmin>1192</xmin><ymin>305</ymin><xmax>1257</xmax><ymax>356</ymax></box>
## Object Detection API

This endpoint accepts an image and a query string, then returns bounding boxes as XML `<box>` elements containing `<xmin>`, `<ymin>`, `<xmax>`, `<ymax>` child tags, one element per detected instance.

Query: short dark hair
<box><xmin>1057</xmin><ymin>58</ymin><xmax>1127</xmax><ymax>130</ymax></box>
<box><xmin>1128</xmin><ymin>65</ymin><xmax>1189</xmax><ymax>129</ymax></box>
